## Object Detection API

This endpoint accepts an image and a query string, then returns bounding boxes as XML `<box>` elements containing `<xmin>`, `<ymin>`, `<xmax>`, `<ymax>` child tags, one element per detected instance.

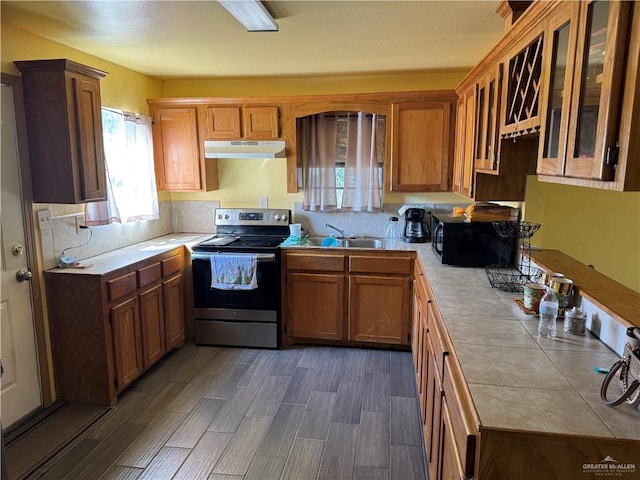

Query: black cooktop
<box><xmin>193</xmin><ymin>234</ymin><xmax>288</xmax><ymax>251</ymax></box>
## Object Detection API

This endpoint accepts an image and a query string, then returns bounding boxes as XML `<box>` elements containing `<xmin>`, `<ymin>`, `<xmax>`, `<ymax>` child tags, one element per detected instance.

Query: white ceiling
<box><xmin>2</xmin><ymin>1</ymin><xmax>506</xmax><ymax>79</ymax></box>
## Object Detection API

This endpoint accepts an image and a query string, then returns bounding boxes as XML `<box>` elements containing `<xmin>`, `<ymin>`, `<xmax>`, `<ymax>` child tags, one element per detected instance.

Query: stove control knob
<box><xmin>274</xmin><ymin>214</ymin><xmax>280</xmax><ymax>221</ymax></box>
<box><xmin>281</xmin><ymin>214</ymin><xmax>288</xmax><ymax>222</ymax></box>
<box><xmin>224</xmin><ymin>214</ymin><xmax>229</xmax><ymax>220</ymax></box>
<box><xmin>217</xmin><ymin>214</ymin><xmax>222</xmax><ymax>220</ymax></box>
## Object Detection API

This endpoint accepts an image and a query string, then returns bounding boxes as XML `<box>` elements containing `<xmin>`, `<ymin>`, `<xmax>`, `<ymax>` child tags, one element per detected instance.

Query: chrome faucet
<box><xmin>326</xmin><ymin>223</ymin><xmax>345</xmax><ymax>238</ymax></box>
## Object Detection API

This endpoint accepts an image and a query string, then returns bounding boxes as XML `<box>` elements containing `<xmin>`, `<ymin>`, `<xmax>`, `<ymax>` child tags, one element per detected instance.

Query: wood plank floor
<box><xmin>31</xmin><ymin>344</ymin><xmax>427</xmax><ymax>480</ymax></box>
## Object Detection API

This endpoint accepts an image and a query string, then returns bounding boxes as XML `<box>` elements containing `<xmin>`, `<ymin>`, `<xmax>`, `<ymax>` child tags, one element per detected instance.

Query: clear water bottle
<box><xmin>384</xmin><ymin>216</ymin><xmax>399</xmax><ymax>248</ymax></box>
<box><xmin>538</xmin><ymin>287</ymin><xmax>559</xmax><ymax>339</ymax></box>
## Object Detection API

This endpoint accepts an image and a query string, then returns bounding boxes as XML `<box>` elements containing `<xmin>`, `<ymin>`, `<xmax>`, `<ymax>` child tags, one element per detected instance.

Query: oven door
<box><xmin>192</xmin><ymin>251</ymin><xmax>280</xmax><ymax>311</ymax></box>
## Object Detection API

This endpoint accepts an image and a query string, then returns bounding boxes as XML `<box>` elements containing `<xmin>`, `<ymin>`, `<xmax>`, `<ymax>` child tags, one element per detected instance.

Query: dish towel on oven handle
<box><xmin>210</xmin><ymin>255</ymin><xmax>258</xmax><ymax>290</ymax></box>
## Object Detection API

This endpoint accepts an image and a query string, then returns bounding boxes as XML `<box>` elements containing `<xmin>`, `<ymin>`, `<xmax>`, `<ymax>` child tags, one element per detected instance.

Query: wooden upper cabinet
<box><xmin>15</xmin><ymin>59</ymin><xmax>107</xmax><ymax>203</ymax></box>
<box><xmin>197</xmin><ymin>105</ymin><xmax>279</xmax><ymax>140</ymax></box>
<box><xmin>198</xmin><ymin>106</ymin><xmax>241</xmax><ymax>139</ymax></box>
<box><xmin>537</xmin><ymin>1</ymin><xmax>580</xmax><ymax>176</ymax></box>
<box><xmin>243</xmin><ymin>106</ymin><xmax>279</xmax><ymax>139</ymax></box>
<box><xmin>501</xmin><ymin>28</ymin><xmax>544</xmax><ymax>138</ymax></box>
<box><xmin>564</xmin><ymin>0</ymin><xmax>630</xmax><ymax>181</ymax></box>
<box><xmin>152</xmin><ymin>107</ymin><xmax>208</xmax><ymax>191</ymax></box>
<box><xmin>390</xmin><ymin>101</ymin><xmax>452</xmax><ymax>192</ymax></box>
<box><xmin>475</xmin><ymin>64</ymin><xmax>504</xmax><ymax>172</ymax></box>
<box><xmin>536</xmin><ymin>0</ymin><xmax>640</xmax><ymax>190</ymax></box>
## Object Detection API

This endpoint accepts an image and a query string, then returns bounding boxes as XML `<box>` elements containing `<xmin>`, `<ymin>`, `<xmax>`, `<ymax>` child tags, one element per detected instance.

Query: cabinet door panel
<box><xmin>72</xmin><ymin>77</ymin><xmax>107</xmax><ymax>201</ymax></box>
<box><xmin>243</xmin><ymin>106</ymin><xmax>279</xmax><ymax>139</ymax></box>
<box><xmin>565</xmin><ymin>0</ymin><xmax>630</xmax><ymax>180</ymax></box>
<box><xmin>111</xmin><ymin>297</ymin><xmax>143</xmax><ymax>390</ymax></box>
<box><xmin>349</xmin><ymin>275</ymin><xmax>411</xmax><ymax>345</ymax></box>
<box><xmin>200</xmin><ymin>106</ymin><xmax>241</xmax><ymax>139</ymax></box>
<box><xmin>391</xmin><ymin>102</ymin><xmax>451</xmax><ymax>192</ymax></box>
<box><xmin>538</xmin><ymin>2</ymin><xmax>579</xmax><ymax>175</ymax></box>
<box><xmin>163</xmin><ymin>274</ymin><xmax>185</xmax><ymax>350</ymax></box>
<box><xmin>152</xmin><ymin>108</ymin><xmax>202</xmax><ymax>190</ymax></box>
<box><xmin>287</xmin><ymin>272</ymin><xmax>345</xmax><ymax>340</ymax></box>
<box><xmin>140</xmin><ymin>285</ymin><xmax>166</xmax><ymax>368</ymax></box>
<box><xmin>439</xmin><ymin>398</ymin><xmax>466</xmax><ymax>480</ymax></box>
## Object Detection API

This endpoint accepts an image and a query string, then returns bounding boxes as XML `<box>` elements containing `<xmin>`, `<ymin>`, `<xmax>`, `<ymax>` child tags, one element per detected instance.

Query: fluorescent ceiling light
<box><xmin>219</xmin><ymin>0</ymin><xmax>278</xmax><ymax>32</ymax></box>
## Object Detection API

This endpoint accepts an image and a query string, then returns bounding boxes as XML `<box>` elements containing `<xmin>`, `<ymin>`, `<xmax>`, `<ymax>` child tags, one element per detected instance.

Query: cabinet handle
<box><xmin>606</xmin><ymin>143</ymin><xmax>619</xmax><ymax>171</ymax></box>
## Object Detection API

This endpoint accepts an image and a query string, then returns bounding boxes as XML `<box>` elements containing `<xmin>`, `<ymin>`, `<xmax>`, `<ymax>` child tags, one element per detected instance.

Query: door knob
<box><xmin>12</xmin><ymin>244</ymin><xmax>24</xmax><ymax>256</ymax></box>
<box><xmin>16</xmin><ymin>268</ymin><xmax>33</xmax><ymax>282</ymax></box>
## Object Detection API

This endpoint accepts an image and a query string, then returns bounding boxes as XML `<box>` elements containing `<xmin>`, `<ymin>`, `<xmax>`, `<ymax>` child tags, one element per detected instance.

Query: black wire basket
<box><xmin>485</xmin><ymin>265</ymin><xmax>543</xmax><ymax>292</ymax></box>
<box><xmin>491</xmin><ymin>221</ymin><xmax>541</xmax><ymax>239</ymax></box>
<box><xmin>486</xmin><ymin>221</ymin><xmax>542</xmax><ymax>292</ymax></box>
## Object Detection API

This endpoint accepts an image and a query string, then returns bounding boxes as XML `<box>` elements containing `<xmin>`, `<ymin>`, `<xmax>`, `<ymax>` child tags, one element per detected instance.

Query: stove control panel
<box><xmin>215</xmin><ymin>208</ymin><xmax>291</xmax><ymax>226</ymax></box>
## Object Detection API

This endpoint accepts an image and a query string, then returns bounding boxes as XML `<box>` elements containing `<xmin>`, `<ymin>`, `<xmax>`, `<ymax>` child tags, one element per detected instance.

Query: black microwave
<box><xmin>431</xmin><ymin>214</ymin><xmax>513</xmax><ymax>266</ymax></box>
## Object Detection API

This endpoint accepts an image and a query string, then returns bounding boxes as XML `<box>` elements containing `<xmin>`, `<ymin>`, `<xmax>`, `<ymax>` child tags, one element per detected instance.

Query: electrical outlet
<box><xmin>260</xmin><ymin>196</ymin><xmax>269</xmax><ymax>208</ymax></box>
<box><xmin>75</xmin><ymin>215</ymin><xmax>85</xmax><ymax>233</ymax></box>
<box><xmin>37</xmin><ymin>209</ymin><xmax>53</xmax><ymax>229</ymax></box>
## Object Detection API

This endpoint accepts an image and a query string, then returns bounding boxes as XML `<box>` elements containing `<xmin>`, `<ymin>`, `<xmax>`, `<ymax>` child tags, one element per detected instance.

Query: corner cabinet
<box><xmin>44</xmin><ymin>248</ymin><xmax>186</xmax><ymax>405</ymax></box>
<box><xmin>390</xmin><ymin>101</ymin><xmax>453</xmax><ymax>192</ymax></box>
<box><xmin>15</xmin><ymin>59</ymin><xmax>107</xmax><ymax>203</ymax></box>
<box><xmin>149</xmin><ymin>104</ymin><xmax>219</xmax><ymax>191</ymax></box>
<box><xmin>283</xmin><ymin>249</ymin><xmax>413</xmax><ymax>346</ymax></box>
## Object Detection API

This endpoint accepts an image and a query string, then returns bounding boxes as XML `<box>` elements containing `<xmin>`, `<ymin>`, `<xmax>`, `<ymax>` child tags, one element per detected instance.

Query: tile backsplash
<box><xmin>38</xmin><ymin>199</ymin><xmax>220</xmax><ymax>269</ymax></box>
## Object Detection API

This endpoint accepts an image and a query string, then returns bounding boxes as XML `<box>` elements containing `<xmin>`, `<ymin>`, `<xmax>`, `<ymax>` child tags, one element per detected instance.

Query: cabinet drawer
<box><xmin>107</xmin><ymin>272</ymin><xmax>137</xmax><ymax>302</ymax></box>
<box><xmin>349</xmin><ymin>255</ymin><xmax>412</xmax><ymax>275</ymax></box>
<box><xmin>137</xmin><ymin>262</ymin><xmax>161</xmax><ymax>288</ymax></box>
<box><xmin>162</xmin><ymin>254</ymin><xmax>182</xmax><ymax>277</ymax></box>
<box><xmin>443</xmin><ymin>356</ymin><xmax>478</xmax><ymax>478</ymax></box>
<box><xmin>286</xmin><ymin>253</ymin><xmax>345</xmax><ymax>272</ymax></box>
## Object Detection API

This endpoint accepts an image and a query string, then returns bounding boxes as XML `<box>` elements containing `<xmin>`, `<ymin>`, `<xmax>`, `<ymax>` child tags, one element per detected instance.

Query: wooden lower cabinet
<box><xmin>44</xmin><ymin>248</ymin><xmax>186</xmax><ymax>405</ymax></box>
<box><xmin>440</xmin><ymin>396</ymin><xmax>466</xmax><ymax>480</ymax></box>
<box><xmin>163</xmin><ymin>274</ymin><xmax>185</xmax><ymax>349</ymax></box>
<box><xmin>349</xmin><ymin>275</ymin><xmax>411</xmax><ymax>344</ymax></box>
<box><xmin>111</xmin><ymin>297</ymin><xmax>144</xmax><ymax>390</ymax></box>
<box><xmin>139</xmin><ymin>284</ymin><xmax>166</xmax><ymax>369</ymax></box>
<box><xmin>283</xmin><ymin>250</ymin><xmax>413</xmax><ymax>346</ymax></box>
<box><xmin>287</xmin><ymin>272</ymin><xmax>345</xmax><ymax>340</ymax></box>
<box><xmin>413</xmin><ymin>261</ymin><xmax>477</xmax><ymax>480</ymax></box>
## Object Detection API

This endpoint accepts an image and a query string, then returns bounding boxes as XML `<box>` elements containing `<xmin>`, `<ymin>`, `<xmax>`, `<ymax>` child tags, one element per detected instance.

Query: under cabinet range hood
<box><xmin>203</xmin><ymin>140</ymin><xmax>286</xmax><ymax>159</ymax></box>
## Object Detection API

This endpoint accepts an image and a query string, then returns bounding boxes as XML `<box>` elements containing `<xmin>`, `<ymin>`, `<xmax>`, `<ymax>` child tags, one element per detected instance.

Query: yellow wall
<box><xmin>524</xmin><ymin>176</ymin><xmax>640</xmax><ymax>293</ymax></box>
<box><xmin>162</xmin><ymin>69</ymin><xmax>469</xmax><ymax>97</ymax></box>
<box><xmin>2</xmin><ymin>23</ymin><xmax>163</xmax><ymax>114</ymax></box>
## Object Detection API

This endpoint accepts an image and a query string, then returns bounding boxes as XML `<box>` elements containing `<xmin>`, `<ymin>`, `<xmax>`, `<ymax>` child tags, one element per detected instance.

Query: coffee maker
<box><xmin>403</xmin><ymin>208</ymin><xmax>429</xmax><ymax>243</ymax></box>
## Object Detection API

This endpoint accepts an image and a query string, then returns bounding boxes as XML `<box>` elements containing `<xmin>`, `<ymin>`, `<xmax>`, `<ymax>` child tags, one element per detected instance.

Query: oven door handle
<box><xmin>191</xmin><ymin>252</ymin><xmax>276</xmax><ymax>262</ymax></box>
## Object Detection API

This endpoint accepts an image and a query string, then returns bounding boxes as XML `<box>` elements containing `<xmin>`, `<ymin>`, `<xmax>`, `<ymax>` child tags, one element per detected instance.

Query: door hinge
<box><xmin>606</xmin><ymin>142</ymin><xmax>620</xmax><ymax>171</ymax></box>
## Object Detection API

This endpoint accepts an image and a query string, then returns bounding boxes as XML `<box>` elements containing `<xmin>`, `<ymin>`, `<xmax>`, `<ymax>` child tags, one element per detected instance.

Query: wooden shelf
<box><xmin>529</xmin><ymin>249</ymin><xmax>639</xmax><ymax>328</ymax></box>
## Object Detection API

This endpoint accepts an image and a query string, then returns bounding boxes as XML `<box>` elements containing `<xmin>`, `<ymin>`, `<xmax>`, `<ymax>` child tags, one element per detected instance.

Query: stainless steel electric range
<box><xmin>191</xmin><ymin>208</ymin><xmax>291</xmax><ymax>348</ymax></box>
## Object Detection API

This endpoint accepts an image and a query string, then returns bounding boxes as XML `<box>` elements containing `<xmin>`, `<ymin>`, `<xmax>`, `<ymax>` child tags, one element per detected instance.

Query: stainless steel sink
<box><xmin>342</xmin><ymin>238</ymin><xmax>384</xmax><ymax>249</ymax></box>
<box><xmin>306</xmin><ymin>237</ymin><xmax>384</xmax><ymax>249</ymax></box>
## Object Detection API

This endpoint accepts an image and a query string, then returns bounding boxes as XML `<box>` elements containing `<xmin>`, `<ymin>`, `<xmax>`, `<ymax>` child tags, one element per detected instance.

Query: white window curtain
<box><xmin>342</xmin><ymin>112</ymin><xmax>382</xmax><ymax>212</ymax></box>
<box><xmin>302</xmin><ymin>114</ymin><xmax>339</xmax><ymax>211</ymax></box>
<box><xmin>85</xmin><ymin>109</ymin><xmax>159</xmax><ymax>225</ymax></box>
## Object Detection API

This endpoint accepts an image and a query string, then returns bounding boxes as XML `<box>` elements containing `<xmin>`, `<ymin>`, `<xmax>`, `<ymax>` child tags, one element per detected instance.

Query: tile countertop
<box><xmin>388</xmin><ymin>240</ymin><xmax>640</xmax><ymax>441</ymax></box>
<box><xmin>45</xmin><ymin>234</ymin><xmax>212</xmax><ymax>276</ymax></box>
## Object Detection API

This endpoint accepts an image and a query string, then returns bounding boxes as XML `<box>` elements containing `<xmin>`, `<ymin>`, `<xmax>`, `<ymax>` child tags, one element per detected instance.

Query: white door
<box><xmin>1</xmin><ymin>83</ymin><xmax>42</xmax><ymax>427</ymax></box>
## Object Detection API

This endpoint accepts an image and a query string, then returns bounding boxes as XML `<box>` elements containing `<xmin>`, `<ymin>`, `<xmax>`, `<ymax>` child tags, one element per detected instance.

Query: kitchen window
<box><xmin>298</xmin><ymin>112</ymin><xmax>385</xmax><ymax>212</ymax></box>
<box><xmin>85</xmin><ymin>108</ymin><xmax>159</xmax><ymax>225</ymax></box>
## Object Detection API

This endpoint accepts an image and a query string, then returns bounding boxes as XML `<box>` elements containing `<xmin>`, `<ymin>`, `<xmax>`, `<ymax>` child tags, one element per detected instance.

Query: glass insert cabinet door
<box><xmin>564</xmin><ymin>0</ymin><xmax>630</xmax><ymax>181</ymax></box>
<box><xmin>537</xmin><ymin>1</ymin><xmax>579</xmax><ymax>176</ymax></box>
